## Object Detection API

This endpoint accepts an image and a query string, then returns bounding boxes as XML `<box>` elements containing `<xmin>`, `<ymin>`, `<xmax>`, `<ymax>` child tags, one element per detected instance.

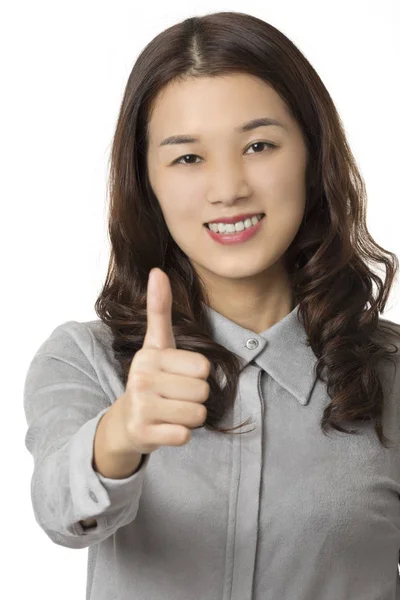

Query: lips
<box><xmin>204</xmin><ymin>212</ymin><xmax>265</xmax><ymax>244</ymax></box>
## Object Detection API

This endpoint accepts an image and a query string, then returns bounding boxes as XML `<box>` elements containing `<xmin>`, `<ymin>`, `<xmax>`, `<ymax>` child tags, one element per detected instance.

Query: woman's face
<box><xmin>146</xmin><ymin>73</ymin><xmax>308</xmax><ymax>290</ymax></box>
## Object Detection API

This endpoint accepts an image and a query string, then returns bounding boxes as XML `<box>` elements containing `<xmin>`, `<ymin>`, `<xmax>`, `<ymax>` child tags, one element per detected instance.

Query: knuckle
<box><xmin>160</xmin><ymin>347</ymin><xmax>176</xmax><ymax>365</ymax></box>
<box><xmin>133</xmin><ymin>348</ymin><xmax>159</xmax><ymax>369</ymax></box>
<box><xmin>163</xmin><ymin>347</ymin><xmax>175</xmax><ymax>359</ymax></box>
<box><xmin>199</xmin><ymin>380</ymin><xmax>210</xmax><ymax>400</ymax></box>
<box><xmin>196</xmin><ymin>404</ymin><xmax>207</xmax><ymax>423</ymax></box>
<box><xmin>199</xmin><ymin>357</ymin><xmax>211</xmax><ymax>377</ymax></box>
<box><xmin>131</xmin><ymin>371</ymin><xmax>152</xmax><ymax>391</ymax></box>
<box><xmin>179</xmin><ymin>428</ymin><xmax>191</xmax><ymax>445</ymax></box>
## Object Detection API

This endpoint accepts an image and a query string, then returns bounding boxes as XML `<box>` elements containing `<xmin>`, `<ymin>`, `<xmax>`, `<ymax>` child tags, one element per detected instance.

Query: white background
<box><xmin>1</xmin><ymin>0</ymin><xmax>399</xmax><ymax>596</ymax></box>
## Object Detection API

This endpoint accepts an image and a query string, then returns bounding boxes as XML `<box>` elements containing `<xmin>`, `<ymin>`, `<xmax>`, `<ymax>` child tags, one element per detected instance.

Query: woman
<box><xmin>23</xmin><ymin>11</ymin><xmax>400</xmax><ymax>600</ymax></box>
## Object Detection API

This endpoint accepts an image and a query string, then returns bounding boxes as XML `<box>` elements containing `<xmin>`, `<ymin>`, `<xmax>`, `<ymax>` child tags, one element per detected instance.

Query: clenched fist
<box><xmin>116</xmin><ymin>267</ymin><xmax>211</xmax><ymax>456</ymax></box>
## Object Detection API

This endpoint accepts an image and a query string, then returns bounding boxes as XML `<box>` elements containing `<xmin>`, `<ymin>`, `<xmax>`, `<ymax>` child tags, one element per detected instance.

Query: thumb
<box><xmin>143</xmin><ymin>268</ymin><xmax>177</xmax><ymax>350</ymax></box>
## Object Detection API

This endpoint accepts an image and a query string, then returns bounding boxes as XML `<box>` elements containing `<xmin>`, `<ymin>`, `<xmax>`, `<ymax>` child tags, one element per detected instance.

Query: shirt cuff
<box><xmin>68</xmin><ymin>407</ymin><xmax>150</xmax><ymax>536</ymax></box>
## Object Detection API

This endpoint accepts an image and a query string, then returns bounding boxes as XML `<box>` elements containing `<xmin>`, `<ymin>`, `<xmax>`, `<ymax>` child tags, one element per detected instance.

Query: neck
<box><xmin>199</xmin><ymin>260</ymin><xmax>296</xmax><ymax>334</ymax></box>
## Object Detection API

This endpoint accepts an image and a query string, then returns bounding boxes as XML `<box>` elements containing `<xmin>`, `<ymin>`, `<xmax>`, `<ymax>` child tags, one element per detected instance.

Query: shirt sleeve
<box><xmin>23</xmin><ymin>320</ymin><xmax>150</xmax><ymax>550</ymax></box>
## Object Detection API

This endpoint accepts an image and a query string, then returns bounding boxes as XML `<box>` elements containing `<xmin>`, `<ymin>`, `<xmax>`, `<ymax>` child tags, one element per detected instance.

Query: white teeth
<box><xmin>207</xmin><ymin>213</ymin><xmax>263</xmax><ymax>234</ymax></box>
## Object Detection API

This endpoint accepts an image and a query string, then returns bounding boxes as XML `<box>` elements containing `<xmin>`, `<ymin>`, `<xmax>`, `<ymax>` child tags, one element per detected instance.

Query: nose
<box><xmin>206</xmin><ymin>161</ymin><xmax>252</xmax><ymax>205</ymax></box>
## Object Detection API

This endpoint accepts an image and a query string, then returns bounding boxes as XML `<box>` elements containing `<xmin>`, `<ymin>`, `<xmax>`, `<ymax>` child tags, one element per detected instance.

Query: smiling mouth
<box><xmin>203</xmin><ymin>213</ymin><xmax>265</xmax><ymax>230</ymax></box>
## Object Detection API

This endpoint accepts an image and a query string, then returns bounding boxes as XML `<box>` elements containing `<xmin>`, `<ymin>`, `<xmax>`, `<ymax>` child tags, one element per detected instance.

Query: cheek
<box><xmin>261</xmin><ymin>169</ymin><xmax>306</xmax><ymax>199</ymax></box>
<box><xmin>266</xmin><ymin>196</ymin><xmax>306</xmax><ymax>242</ymax></box>
<box><xmin>158</xmin><ymin>197</ymin><xmax>202</xmax><ymax>237</ymax></box>
<box><xmin>159</xmin><ymin>183</ymin><xmax>203</xmax><ymax>219</ymax></box>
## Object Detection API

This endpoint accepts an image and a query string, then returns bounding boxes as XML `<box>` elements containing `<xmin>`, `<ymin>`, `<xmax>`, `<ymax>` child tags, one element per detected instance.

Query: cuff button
<box><xmin>89</xmin><ymin>490</ymin><xmax>99</xmax><ymax>503</ymax></box>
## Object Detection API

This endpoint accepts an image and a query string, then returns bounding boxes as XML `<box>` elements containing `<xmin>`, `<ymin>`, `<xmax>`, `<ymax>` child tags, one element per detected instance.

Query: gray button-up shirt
<box><xmin>23</xmin><ymin>304</ymin><xmax>400</xmax><ymax>599</ymax></box>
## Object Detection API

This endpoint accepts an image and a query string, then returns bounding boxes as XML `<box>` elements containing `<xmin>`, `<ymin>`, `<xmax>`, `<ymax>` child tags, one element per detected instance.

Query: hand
<box><xmin>116</xmin><ymin>268</ymin><xmax>211</xmax><ymax>456</ymax></box>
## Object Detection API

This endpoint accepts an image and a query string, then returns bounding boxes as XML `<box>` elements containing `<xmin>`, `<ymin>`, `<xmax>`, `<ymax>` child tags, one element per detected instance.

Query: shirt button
<box><xmin>89</xmin><ymin>490</ymin><xmax>99</xmax><ymax>503</ymax></box>
<box><xmin>246</xmin><ymin>338</ymin><xmax>259</xmax><ymax>350</ymax></box>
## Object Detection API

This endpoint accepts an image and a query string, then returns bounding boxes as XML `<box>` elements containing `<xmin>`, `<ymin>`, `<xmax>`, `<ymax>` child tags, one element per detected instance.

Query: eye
<box><xmin>245</xmin><ymin>141</ymin><xmax>276</xmax><ymax>155</ymax></box>
<box><xmin>173</xmin><ymin>154</ymin><xmax>201</xmax><ymax>166</ymax></box>
<box><xmin>171</xmin><ymin>141</ymin><xmax>276</xmax><ymax>166</ymax></box>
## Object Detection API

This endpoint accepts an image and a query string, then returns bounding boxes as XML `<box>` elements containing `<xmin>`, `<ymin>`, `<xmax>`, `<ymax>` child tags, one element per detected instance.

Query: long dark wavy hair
<box><xmin>94</xmin><ymin>11</ymin><xmax>400</xmax><ymax>449</ymax></box>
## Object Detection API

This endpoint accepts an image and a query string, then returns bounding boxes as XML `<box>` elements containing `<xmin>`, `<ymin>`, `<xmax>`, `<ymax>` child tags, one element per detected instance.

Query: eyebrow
<box><xmin>158</xmin><ymin>116</ymin><xmax>287</xmax><ymax>147</ymax></box>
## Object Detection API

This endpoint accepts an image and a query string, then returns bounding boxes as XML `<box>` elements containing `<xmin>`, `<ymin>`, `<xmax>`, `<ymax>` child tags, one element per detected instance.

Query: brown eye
<box><xmin>245</xmin><ymin>142</ymin><xmax>275</xmax><ymax>154</ymax></box>
<box><xmin>173</xmin><ymin>154</ymin><xmax>201</xmax><ymax>166</ymax></box>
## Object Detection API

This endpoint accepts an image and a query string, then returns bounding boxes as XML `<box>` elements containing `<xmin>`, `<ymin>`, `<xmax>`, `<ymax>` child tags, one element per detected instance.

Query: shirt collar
<box><xmin>202</xmin><ymin>303</ymin><xmax>319</xmax><ymax>406</ymax></box>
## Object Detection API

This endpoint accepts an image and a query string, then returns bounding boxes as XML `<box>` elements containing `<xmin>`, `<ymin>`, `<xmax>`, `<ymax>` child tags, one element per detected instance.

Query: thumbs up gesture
<box><xmin>116</xmin><ymin>268</ymin><xmax>211</xmax><ymax>456</ymax></box>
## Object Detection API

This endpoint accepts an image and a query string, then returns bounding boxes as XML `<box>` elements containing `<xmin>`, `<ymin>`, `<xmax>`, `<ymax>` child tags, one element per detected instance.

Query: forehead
<box><xmin>147</xmin><ymin>73</ymin><xmax>293</xmax><ymax>142</ymax></box>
